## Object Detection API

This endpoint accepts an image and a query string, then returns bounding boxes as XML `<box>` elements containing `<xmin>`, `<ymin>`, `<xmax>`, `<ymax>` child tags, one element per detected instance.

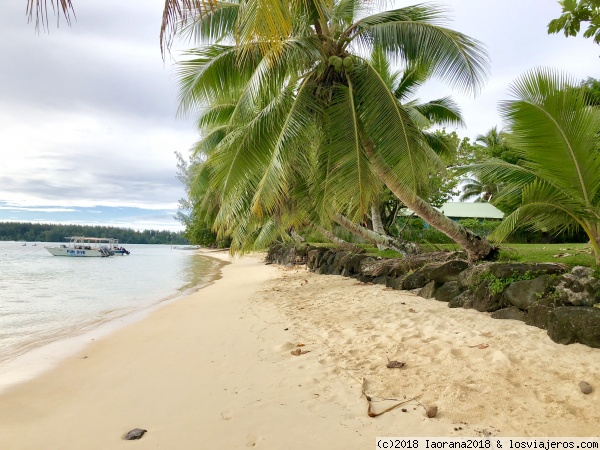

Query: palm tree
<box><xmin>459</xmin><ymin>177</ymin><xmax>500</xmax><ymax>202</ymax></box>
<box><xmin>469</xmin><ymin>68</ymin><xmax>600</xmax><ymax>264</ymax></box>
<box><xmin>177</xmin><ymin>1</ymin><xmax>495</xmax><ymax>261</ymax></box>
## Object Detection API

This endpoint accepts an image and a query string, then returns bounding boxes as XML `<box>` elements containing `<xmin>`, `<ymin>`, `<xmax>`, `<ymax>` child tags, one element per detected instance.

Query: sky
<box><xmin>0</xmin><ymin>0</ymin><xmax>598</xmax><ymax>231</ymax></box>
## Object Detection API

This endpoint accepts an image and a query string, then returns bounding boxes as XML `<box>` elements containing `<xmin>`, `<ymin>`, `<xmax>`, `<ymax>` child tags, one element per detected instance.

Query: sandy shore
<box><xmin>0</xmin><ymin>252</ymin><xmax>598</xmax><ymax>449</ymax></box>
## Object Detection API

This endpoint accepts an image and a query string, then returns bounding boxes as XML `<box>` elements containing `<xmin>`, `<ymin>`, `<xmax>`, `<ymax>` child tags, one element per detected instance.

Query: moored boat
<box><xmin>45</xmin><ymin>237</ymin><xmax>129</xmax><ymax>257</ymax></box>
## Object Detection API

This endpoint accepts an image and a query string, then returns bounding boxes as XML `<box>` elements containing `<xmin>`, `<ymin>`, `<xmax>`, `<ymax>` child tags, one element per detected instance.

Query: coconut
<box><xmin>328</xmin><ymin>55</ymin><xmax>337</xmax><ymax>66</ymax></box>
<box><xmin>342</xmin><ymin>56</ymin><xmax>353</xmax><ymax>68</ymax></box>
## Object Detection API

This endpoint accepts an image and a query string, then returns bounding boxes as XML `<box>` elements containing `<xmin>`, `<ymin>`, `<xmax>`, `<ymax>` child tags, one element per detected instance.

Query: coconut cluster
<box><xmin>328</xmin><ymin>55</ymin><xmax>354</xmax><ymax>72</ymax></box>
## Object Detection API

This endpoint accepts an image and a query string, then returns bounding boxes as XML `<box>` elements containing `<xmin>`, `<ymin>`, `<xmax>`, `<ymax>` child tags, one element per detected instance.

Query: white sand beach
<box><xmin>0</xmin><ymin>251</ymin><xmax>598</xmax><ymax>449</ymax></box>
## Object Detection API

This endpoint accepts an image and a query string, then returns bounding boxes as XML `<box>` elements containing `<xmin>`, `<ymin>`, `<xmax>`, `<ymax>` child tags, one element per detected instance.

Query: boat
<box><xmin>109</xmin><ymin>239</ymin><xmax>130</xmax><ymax>256</ymax></box>
<box><xmin>45</xmin><ymin>237</ymin><xmax>129</xmax><ymax>257</ymax></box>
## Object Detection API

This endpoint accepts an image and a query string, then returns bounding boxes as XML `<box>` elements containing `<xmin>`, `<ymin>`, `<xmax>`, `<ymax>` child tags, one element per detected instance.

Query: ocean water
<box><xmin>0</xmin><ymin>241</ymin><xmax>222</xmax><ymax>365</ymax></box>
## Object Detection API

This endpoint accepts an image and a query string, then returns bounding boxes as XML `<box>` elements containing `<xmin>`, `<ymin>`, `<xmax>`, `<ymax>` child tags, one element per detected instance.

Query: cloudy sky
<box><xmin>0</xmin><ymin>0</ymin><xmax>598</xmax><ymax>231</ymax></box>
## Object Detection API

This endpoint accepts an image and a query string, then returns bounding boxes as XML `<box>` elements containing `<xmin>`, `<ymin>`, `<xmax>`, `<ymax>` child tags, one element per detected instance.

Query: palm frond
<box><xmin>26</xmin><ymin>0</ymin><xmax>75</xmax><ymax>30</ymax></box>
<box><xmin>351</xmin><ymin>4</ymin><xmax>489</xmax><ymax>94</ymax></box>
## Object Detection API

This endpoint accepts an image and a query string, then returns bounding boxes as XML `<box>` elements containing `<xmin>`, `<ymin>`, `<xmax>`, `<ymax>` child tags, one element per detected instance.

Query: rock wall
<box><xmin>266</xmin><ymin>244</ymin><xmax>600</xmax><ymax>349</ymax></box>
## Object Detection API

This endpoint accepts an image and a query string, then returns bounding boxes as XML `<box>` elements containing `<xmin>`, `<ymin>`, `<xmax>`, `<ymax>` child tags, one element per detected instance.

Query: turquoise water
<box><xmin>0</xmin><ymin>242</ymin><xmax>221</xmax><ymax>364</ymax></box>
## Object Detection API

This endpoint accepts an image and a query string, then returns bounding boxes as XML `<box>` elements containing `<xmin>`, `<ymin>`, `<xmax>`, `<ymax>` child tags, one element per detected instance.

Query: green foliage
<box><xmin>479</xmin><ymin>270</ymin><xmax>539</xmax><ymax>295</ymax></box>
<box><xmin>0</xmin><ymin>222</ymin><xmax>188</xmax><ymax>245</ymax></box>
<box><xmin>580</xmin><ymin>77</ymin><xmax>600</xmax><ymax>105</ymax></box>
<box><xmin>548</xmin><ymin>0</ymin><xmax>600</xmax><ymax>44</ymax></box>
<box><xmin>175</xmin><ymin>0</ymin><xmax>491</xmax><ymax>256</ymax></box>
<box><xmin>466</xmin><ymin>69</ymin><xmax>600</xmax><ymax>264</ymax></box>
<box><xmin>396</xmin><ymin>218</ymin><xmax>501</xmax><ymax>244</ymax></box>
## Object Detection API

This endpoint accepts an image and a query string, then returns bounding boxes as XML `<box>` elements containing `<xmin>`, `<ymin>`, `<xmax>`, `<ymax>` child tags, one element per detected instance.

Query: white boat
<box><xmin>45</xmin><ymin>237</ymin><xmax>129</xmax><ymax>257</ymax></box>
<box><xmin>110</xmin><ymin>240</ymin><xmax>130</xmax><ymax>256</ymax></box>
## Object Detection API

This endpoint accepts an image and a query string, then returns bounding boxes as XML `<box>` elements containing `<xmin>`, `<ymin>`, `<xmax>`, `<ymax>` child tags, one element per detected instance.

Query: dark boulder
<box><xmin>360</xmin><ymin>258</ymin><xmax>398</xmax><ymax>278</ymax></box>
<box><xmin>419</xmin><ymin>281</ymin><xmax>440</xmax><ymax>299</ymax></box>
<box><xmin>458</xmin><ymin>264</ymin><xmax>491</xmax><ymax>288</ymax></box>
<box><xmin>547</xmin><ymin>307</ymin><xmax>600</xmax><ymax>348</ymax></box>
<box><xmin>488</xmin><ymin>262</ymin><xmax>567</xmax><ymax>279</ymax></box>
<box><xmin>503</xmin><ymin>277</ymin><xmax>550</xmax><ymax>310</ymax></box>
<box><xmin>434</xmin><ymin>281</ymin><xmax>464</xmax><ymax>302</ymax></box>
<box><xmin>402</xmin><ymin>271</ymin><xmax>429</xmax><ymax>290</ymax></box>
<box><xmin>307</xmin><ymin>248</ymin><xmax>328</xmax><ymax>270</ymax></box>
<box><xmin>386</xmin><ymin>275</ymin><xmax>406</xmax><ymax>290</ymax></box>
<box><xmin>472</xmin><ymin>280</ymin><xmax>504</xmax><ymax>312</ymax></box>
<box><xmin>428</xmin><ymin>260</ymin><xmax>470</xmax><ymax>283</ymax></box>
<box><xmin>449</xmin><ymin>290</ymin><xmax>473</xmax><ymax>309</ymax></box>
<box><xmin>340</xmin><ymin>253</ymin><xmax>370</xmax><ymax>277</ymax></box>
<box><xmin>491</xmin><ymin>307</ymin><xmax>527</xmax><ymax>322</ymax></box>
<box><xmin>526</xmin><ymin>304</ymin><xmax>553</xmax><ymax>329</ymax></box>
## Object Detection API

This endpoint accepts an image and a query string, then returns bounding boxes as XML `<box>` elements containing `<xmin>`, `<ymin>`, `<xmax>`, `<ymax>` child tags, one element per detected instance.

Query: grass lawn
<box><xmin>360</xmin><ymin>243</ymin><xmax>596</xmax><ymax>267</ymax></box>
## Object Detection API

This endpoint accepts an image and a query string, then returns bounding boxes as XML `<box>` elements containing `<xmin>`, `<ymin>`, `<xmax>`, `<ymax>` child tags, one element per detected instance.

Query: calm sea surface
<box><xmin>0</xmin><ymin>241</ymin><xmax>222</xmax><ymax>364</ymax></box>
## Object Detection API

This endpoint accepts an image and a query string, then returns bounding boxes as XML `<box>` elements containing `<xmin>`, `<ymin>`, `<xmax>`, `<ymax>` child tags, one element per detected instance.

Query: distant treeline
<box><xmin>0</xmin><ymin>222</ymin><xmax>189</xmax><ymax>245</ymax></box>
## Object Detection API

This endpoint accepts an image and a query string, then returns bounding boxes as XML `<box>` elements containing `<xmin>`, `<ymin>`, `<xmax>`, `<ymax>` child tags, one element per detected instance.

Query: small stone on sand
<box><xmin>426</xmin><ymin>406</ymin><xmax>438</xmax><ymax>418</ymax></box>
<box><xmin>123</xmin><ymin>428</ymin><xmax>147</xmax><ymax>440</ymax></box>
<box><xmin>579</xmin><ymin>381</ymin><xmax>593</xmax><ymax>394</ymax></box>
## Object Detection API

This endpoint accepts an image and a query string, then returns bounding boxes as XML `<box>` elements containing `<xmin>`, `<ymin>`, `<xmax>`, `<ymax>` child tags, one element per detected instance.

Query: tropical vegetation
<box><xmin>174</xmin><ymin>0</ymin><xmax>495</xmax><ymax>261</ymax></box>
<box><xmin>0</xmin><ymin>222</ymin><xmax>189</xmax><ymax>245</ymax></box>
<box><xmin>548</xmin><ymin>0</ymin><xmax>600</xmax><ymax>44</ymax></box>
<box><xmin>467</xmin><ymin>69</ymin><xmax>600</xmax><ymax>264</ymax></box>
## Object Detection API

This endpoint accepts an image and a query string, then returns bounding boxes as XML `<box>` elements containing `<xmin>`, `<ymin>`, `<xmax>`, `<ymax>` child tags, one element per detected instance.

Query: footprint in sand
<box><xmin>246</xmin><ymin>433</ymin><xmax>261</xmax><ymax>447</ymax></box>
<box><xmin>221</xmin><ymin>410</ymin><xmax>233</xmax><ymax>420</ymax></box>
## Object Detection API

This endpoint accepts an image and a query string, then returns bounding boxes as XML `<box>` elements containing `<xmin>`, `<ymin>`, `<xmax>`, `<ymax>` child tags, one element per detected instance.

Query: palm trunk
<box><xmin>368</xmin><ymin>150</ymin><xmax>493</xmax><ymax>262</ymax></box>
<box><xmin>313</xmin><ymin>224</ymin><xmax>364</xmax><ymax>253</ymax></box>
<box><xmin>333</xmin><ymin>213</ymin><xmax>419</xmax><ymax>256</ymax></box>
<box><xmin>290</xmin><ymin>228</ymin><xmax>305</xmax><ymax>243</ymax></box>
<box><xmin>370</xmin><ymin>203</ymin><xmax>387</xmax><ymax>251</ymax></box>
<box><xmin>585</xmin><ymin>222</ymin><xmax>600</xmax><ymax>265</ymax></box>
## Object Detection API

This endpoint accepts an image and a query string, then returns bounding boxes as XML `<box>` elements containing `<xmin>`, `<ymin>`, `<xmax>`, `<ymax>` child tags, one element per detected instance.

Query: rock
<box><xmin>402</xmin><ymin>271</ymin><xmax>429</xmax><ymax>290</ymax></box>
<box><xmin>123</xmin><ymin>428</ymin><xmax>147</xmax><ymax>440</ymax></box>
<box><xmin>491</xmin><ymin>306</ymin><xmax>527</xmax><ymax>322</ymax></box>
<box><xmin>360</xmin><ymin>258</ymin><xmax>398</xmax><ymax>278</ymax></box>
<box><xmin>449</xmin><ymin>290</ymin><xmax>473</xmax><ymax>309</ymax></box>
<box><xmin>434</xmin><ymin>281</ymin><xmax>464</xmax><ymax>302</ymax></box>
<box><xmin>556</xmin><ymin>266</ymin><xmax>600</xmax><ymax>306</ymax></box>
<box><xmin>547</xmin><ymin>307</ymin><xmax>600</xmax><ymax>348</ymax></box>
<box><xmin>459</xmin><ymin>262</ymin><xmax>567</xmax><ymax>289</ymax></box>
<box><xmin>503</xmin><ymin>277</ymin><xmax>550</xmax><ymax>310</ymax></box>
<box><xmin>345</xmin><ymin>254</ymin><xmax>371</xmax><ymax>276</ymax></box>
<box><xmin>471</xmin><ymin>280</ymin><xmax>504</xmax><ymax>312</ymax></box>
<box><xmin>419</xmin><ymin>281</ymin><xmax>439</xmax><ymax>299</ymax></box>
<box><xmin>330</xmin><ymin>251</ymin><xmax>349</xmax><ymax>275</ymax></box>
<box><xmin>426</xmin><ymin>405</ymin><xmax>438</xmax><ymax>418</ymax></box>
<box><xmin>386</xmin><ymin>275</ymin><xmax>406</xmax><ymax>290</ymax></box>
<box><xmin>488</xmin><ymin>262</ymin><xmax>567</xmax><ymax>279</ymax></box>
<box><xmin>525</xmin><ymin>305</ymin><xmax>553</xmax><ymax>329</ymax></box>
<box><xmin>307</xmin><ymin>247</ymin><xmax>328</xmax><ymax>270</ymax></box>
<box><xmin>372</xmin><ymin>275</ymin><xmax>387</xmax><ymax>285</ymax></box>
<box><xmin>458</xmin><ymin>264</ymin><xmax>490</xmax><ymax>288</ymax></box>
<box><xmin>579</xmin><ymin>381</ymin><xmax>593</xmax><ymax>394</ymax></box>
<box><xmin>428</xmin><ymin>260</ymin><xmax>470</xmax><ymax>283</ymax></box>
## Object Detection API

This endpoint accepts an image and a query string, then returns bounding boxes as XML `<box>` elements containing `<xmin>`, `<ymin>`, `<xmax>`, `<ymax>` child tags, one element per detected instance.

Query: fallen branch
<box><xmin>361</xmin><ymin>378</ymin><xmax>420</xmax><ymax>417</ymax></box>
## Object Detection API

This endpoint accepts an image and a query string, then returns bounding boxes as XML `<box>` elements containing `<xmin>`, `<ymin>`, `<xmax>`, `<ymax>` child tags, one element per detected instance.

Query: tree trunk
<box><xmin>333</xmin><ymin>213</ymin><xmax>420</xmax><ymax>256</ymax></box>
<box><xmin>370</xmin><ymin>203</ymin><xmax>387</xmax><ymax>251</ymax></box>
<box><xmin>290</xmin><ymin>228</ymin><xmax>305</xmax><ymax>243</ymax></box>
<box><xmin>313</xmin><ymin>224</ymin><xmax>364</xmax><ymax>253</ymax></box>
<box><xmin>368</xmin><ymin>151</ymin><xmax>494</xmax><ymax>262</ymax></box>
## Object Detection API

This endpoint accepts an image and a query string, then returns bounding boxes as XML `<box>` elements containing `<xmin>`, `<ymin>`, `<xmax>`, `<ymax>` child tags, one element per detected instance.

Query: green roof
<box><xmin>438</xmin><ymin>202</ymin><xmax>504</xmax><ymax>219</ymax></box>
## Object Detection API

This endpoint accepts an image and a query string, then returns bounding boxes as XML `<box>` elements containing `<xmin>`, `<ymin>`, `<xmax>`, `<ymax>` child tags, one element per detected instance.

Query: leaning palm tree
<box><xmin>177</xmin><ymin>1</ymin><xmax>495</xmax><ymax>261</ymax></box>
<box><xmin>469</xmin><ymin>68</ymin><xmax>600</xmax><ymax>264</ymax></box>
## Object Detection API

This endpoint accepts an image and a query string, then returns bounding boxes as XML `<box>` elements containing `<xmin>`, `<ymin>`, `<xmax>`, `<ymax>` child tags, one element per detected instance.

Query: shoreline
<box><xmin>0</xmin><ymin>253</ymin><xmax>598</xmax><ymax>449</ymax></box>
<box><xmin>0</xmin><ymin>250</ymin><xmax>227</xmax><ymax>394</ymax></box>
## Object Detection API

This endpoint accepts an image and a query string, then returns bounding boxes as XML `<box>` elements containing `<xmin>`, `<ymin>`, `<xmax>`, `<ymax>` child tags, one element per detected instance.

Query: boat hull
<box><xmin>45</xmin><ymin>247</ymin><xmax>108</xmax><ymax>257</ymax></box>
